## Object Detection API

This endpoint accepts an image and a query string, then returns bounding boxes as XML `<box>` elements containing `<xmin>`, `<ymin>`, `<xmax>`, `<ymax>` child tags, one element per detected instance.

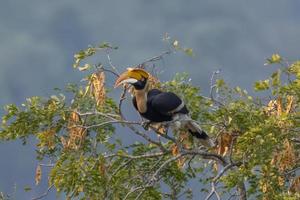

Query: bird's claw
<box><xmin>142</xmin><ymin>121</ymin><xmax>151</xmax><ymax>130</ymax></box>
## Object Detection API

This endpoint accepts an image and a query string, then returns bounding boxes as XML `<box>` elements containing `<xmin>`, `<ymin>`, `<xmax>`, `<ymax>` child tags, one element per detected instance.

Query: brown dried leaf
<box><xmin>265</xmin><ymin>96</ymin><xmax>294</xmax><ymax>116</ymax></box>
<box><xmin>171</xmin><ymin>144</ymin><xmax>179</xmax><ymax>156</ymax></box>
<box><xmin>69</xmin><ymin>111</ymin><xmax>80</xmax><ymax>125</ymax></box>
<box><xmin>60</xmin><ymin>136</ymin><xmax>67</xmax><ymax>148</ymax></box>
<box><xmin>67</xmin><ymin>111</ymin><xmax>87</xmax><ymax>150</ymax></box>
<box><xmin>150</xmin><ymin>123</ymin><xmax>167</xmax><ymax>134</ymax></box>
<box><xmin>277</xmin><ymin>97</ymin><xmax>283</xmax><ymax>116</ymax></box>
<box><xmin>217</xmin><ymin>133</ymin><xmax>233</xmax><ymax>156</ymax></box>
<box><xmin>261</xmin><ymin>182</ymin><xmax>268</xmax><ymax>193</ymax></box>
<box><xmin>285</xmin><ymin>95</ymin><xmax>294</xmax><ymax>114</ymax></box>
<box><xmin>270</xmin><ymin>152</ymin><xmax>279</xmax><ymax>165</ymax></box>
<box><xmin>278</xmin><ymin>176</ymin><xmax>285</xmax><ymax>186</ymax></box>
<box><xmin>290</xmin><ymin>176</ymin><xmax>300</xmax><ymax>193</ymax></box>
<box><xmin>260</xmin><ymin>178</ymin><xmax>270</xmax><ymax>194</ymax></box>
<box><xmin>37</xmin><ymin>129</ymin><xmax>56</xmax><ymax>149</ymax></box>
<box><xmin>179</xmin><ymin>131</ymin><xmax>192</xmax><ymax>150</ymax></box>
<box><xmin>83</xmin><ymin>83</ymin><xmax>91</xmax><ymax>97</ymax></box>
<box><xmin>278</xmin><ymin>139</ymin><xmax>296</xmax><ymax>172</ymax></box>
<box><xmin>212</xmin><ymin>162</ymin><xmax>218</xmax><ymax>172</ymax></box>
<box><xmin>35</xmin><ymin>165</ymin><xmax>42</xmax><ymax>185</ymax></box>
<box><xmin>177</xmin><ymin>157</ymin><xmax>186</xmax><ymax>168</ymax></box>
<box><xmin>99</xmin><ymin>162</ymin><xmax>106</xmax><ymax>176</ymax></box>
<box><xmin>264</xmin><ymin>100</ymin><xmax>278</xmax><ymax>116</ymax></box>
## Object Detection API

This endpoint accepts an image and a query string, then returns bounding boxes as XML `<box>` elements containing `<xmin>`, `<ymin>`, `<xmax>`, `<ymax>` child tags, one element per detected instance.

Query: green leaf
<box><xmin>216</xmin><ymin>79</ymin><xmax>225</xmax><ymax>87</ymax></box>
<box><xmin>254</xmin><ymin>79</ymin><xmax>270</xmax><ymax>91</ymax></box>
<box><xmin>271</xmin><ymin>69</ymin><xmax>281</xmax><ymax>87</ymax></box>
<box><xmin>266</xmin><ymin>53</ymin><xmax>282</xmax><ymax>65</ymax></box>
<box><xmin>24</xmin><ymin>186</ymin><xmax>32</xmax><ymax>192</ymax></box>
<box><xmin>184</xmin><ymin>48</ymin><xmax>194</xmax><ymax>56</ymax></box>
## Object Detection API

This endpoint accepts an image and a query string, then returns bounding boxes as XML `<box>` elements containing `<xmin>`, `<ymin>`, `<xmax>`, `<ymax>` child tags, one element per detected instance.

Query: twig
<box><xmin>139</xmin><ymin>51</ymin><xmax>172</xmax><ymax>66</ymax></box>
<box><xmin>104</xmin><ymin>151</ymin><xmax>167</xmax><ymax>160</ymax></box>
<box><xmin>75</xmin><ymin>110</ymin><xmax>119</xmax><ymax>118</ymax></box>
<box><xmin>39</xmin><ymin>163</ymin><xmax>54</xmax><ymax>167</ymax></box>
<box><xmin>209</xmin><ymin>69</ymin><xmax>224</xmax><ymax>106</ymax></box>
<box><xmin>213</xmin><ymin>163</ymin><xmax>239</xmax><ymax>183</ymax></box>
<box><xmin>205</xmin><ymin>162</ymin><xmax>241</xmax><ymax>200</ymax></box>
<box><xmin>183</xmin><ymin>149</ymin><xmax>227</xmax><ymax>166</ymax></box>
<box><xmin>105</xmin><ymin>50</ymin><xmax>119</xmax><ymax>75</ymax></box>
<box><xmin>151</xmin><ymin>154</ymin><xmax>184</xmax><ymax>182</ymax></box>
<box><xmin>124</xmin><ymin>154</ymin><xmax>183</xmax><ymax>200</ymax></box>
<box><xmin>237</xmin><ymin>182</ymin><xmax>247</xmax><ymax>200</ymax></box>
<box><xmin>284</xmin><ymin>166</ymin><xmax>300</xmax><ymax>176</ymax></box>
<box><xmin>118</xmin><ymin>86</ymin><xmax>128</xmax><ymax>119</ymax></box>
<box><xmin>134</xmin><ymin>188</ymin><xmax>146</xmax><ymax>200</ymax></box>
<box><xmin>85</xmin><ymin>120</ymin><xmax>141</xmax><ymax>129</ymax></box>
<box><xmin>124</xmin><ymin>185</ymin><xmax>153</xmax><ymax>200</ymax></box>
<box><xmin>100</xmin><ymin>66</ymin><xmax>120</xmax><ymax>77</ymax></box>
<box><xmin>31</xmin><ymin>184</ymin><xmax>54</xmax><ymax>200</ymax></box>
<box><xmin>205</xmin><ymin>182</ymin><xmax>221</xmax><ymax>200</ymax></box>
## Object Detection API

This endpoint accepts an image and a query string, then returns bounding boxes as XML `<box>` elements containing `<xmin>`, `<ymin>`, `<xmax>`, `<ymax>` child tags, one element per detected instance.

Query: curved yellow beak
<box><xmin>114</xmin><ymin>68</ymin><xmax>149</xmax><ymax>88</ymax></box>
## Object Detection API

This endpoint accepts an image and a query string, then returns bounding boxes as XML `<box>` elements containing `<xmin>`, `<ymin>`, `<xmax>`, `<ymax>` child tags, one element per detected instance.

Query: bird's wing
<box><xmin>150</xmin><ymin>92</ymin><xmax>188</xmax><ymax>115</ymax></box>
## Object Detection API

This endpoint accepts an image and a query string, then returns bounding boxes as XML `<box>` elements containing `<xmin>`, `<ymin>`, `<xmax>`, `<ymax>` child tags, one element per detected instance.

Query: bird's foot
<box><xmin>141</xmin><ymin>121</ymin><xmax>151</xmax><ymax>130</ymax></box>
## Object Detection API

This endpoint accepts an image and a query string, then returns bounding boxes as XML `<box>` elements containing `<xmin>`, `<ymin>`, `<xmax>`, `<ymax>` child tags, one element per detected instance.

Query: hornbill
<box><xmin>114</xmin><ymin>68</ymin><xmax>213</xmax><ymax>147</ymax></box>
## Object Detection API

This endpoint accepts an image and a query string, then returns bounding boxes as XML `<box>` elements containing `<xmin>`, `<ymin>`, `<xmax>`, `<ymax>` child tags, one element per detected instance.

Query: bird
<box><xmin>114</xmin><ymin>68</ymin><xmax>213</xmax><ymax>147</ymax></box>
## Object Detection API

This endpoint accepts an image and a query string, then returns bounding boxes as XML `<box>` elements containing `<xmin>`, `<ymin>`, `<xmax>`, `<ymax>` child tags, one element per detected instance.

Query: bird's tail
<box><xmin>185</xmin><ymin>120</ymin><xmax>214</xmax><ymax>147</ymax></box>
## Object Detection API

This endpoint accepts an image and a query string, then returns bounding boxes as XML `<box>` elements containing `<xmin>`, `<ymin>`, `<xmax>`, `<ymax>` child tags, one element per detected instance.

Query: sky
<box><xmin>0</xmin><ymin>0</ymin><xmax>300</xmax><ymax>199</ymax></box>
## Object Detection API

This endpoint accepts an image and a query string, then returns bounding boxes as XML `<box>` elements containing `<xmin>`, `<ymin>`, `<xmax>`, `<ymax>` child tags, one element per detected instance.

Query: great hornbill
<box><xmin>114</xmin><ymin>68</ymin><xmax>213</xmax><ymax>147</ymax></box>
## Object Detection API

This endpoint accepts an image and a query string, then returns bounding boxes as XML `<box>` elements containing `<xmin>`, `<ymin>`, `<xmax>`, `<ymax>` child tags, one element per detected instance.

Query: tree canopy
<box><xmin>0</xmin><ymin>40</ymin><xmax>300</xmax><ymax>200</ymax></box>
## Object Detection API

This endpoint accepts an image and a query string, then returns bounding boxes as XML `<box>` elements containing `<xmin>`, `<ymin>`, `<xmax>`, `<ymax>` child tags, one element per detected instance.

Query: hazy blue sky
<box><xmin>0</xmin><ymin>1</ymin><xmax>300</xmax><ymax>199</ymax></box>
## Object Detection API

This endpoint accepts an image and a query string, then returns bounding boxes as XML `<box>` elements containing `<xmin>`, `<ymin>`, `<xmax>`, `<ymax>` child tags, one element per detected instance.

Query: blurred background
<box><xmin>0</xmin><ymin>0</ymin><xmax>300</xmax><ymax>199</ymax></box>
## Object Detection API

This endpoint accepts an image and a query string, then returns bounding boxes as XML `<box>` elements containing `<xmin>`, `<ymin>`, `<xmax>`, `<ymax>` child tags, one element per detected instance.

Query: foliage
<box><xmin>0</xmin><ymin>41</ymin><xmax>299</xmax><ymax>200</ymax></box>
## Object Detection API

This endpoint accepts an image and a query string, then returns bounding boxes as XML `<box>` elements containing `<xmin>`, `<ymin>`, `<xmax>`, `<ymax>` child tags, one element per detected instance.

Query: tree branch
<box><xmin>237</xmin><ymin>182</ymin><xmax>247</xmax><ymax>200</ymax></box>
<box><xmin>31</xmin><ymin>184</ymin><xmax>54</xmax><ymax>200</ymax></box>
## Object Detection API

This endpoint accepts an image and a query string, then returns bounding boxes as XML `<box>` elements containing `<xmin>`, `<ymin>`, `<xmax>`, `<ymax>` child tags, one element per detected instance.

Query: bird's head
<box><xmin>114</xmin><ymin>68</ymin><xmax>149</xmax><ymax>90</ymax></box>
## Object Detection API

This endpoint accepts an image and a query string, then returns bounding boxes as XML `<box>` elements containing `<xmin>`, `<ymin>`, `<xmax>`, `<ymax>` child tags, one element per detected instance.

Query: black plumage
<box><xmin>132</xmin><ymin>88</ymin><xmax>210</xmax><ymax>141</ymax></box>
<box><xmin>114</xmin><ymin>68</ymin><xmax>213</xmax><ymax>146</ymax></box>
<box><xmin>132</xmin><ymin>89</ymin><xmax>188</xmax><ymax>122</ymax></box>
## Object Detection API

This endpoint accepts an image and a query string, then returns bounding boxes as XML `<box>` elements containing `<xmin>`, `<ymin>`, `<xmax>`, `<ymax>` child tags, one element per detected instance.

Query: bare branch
<box><xmin>104</xmin><ymin>151</ymin><xmax>167</xmax><ymax>160</ymax></box>
<box><xmin>237</xmin><ymin>182</ymin><xmax>247</xmax><ymax>200</ymax></box>
<box><xmin>209</xmin><ymin>69</ymin><xmax>224</xmax><ymax>106</ymax></box>
<box><xmin>138</xmin><ymin>51</ymin><xmax>172</xmax><ymax>67</ymax></box>
<box><xmin>31</xmin><ymin>184</ymin><xmax>54</xmax><ymax>200</ymax></box>
<box><xmin>85</xmin><ymin>120</ymin><xmax>141</xmax><ymax>129</ymax></box>
<box><xmin>75</xmin><ymin>110</ymin><xmax>120</xmax><ymax>119</ymax></box>
<box><xmin>124</xmin><ymin>153</ymin><xmax>183</xmax><ymax>200</ymax></box>
<box><xmin>105</xmin><ymin>50</ymin><xmax>119</xmax><ymax>75</ymax></box>
<box><xmin>205</xmin><ymin>162</ymin><xmax>241</xmax><ymax>200</ymax></box>
<box><xmin>151</xmin><ymin>154</ymin><xmax>184</xmax><ymax>182</ymax></box>
<box><xmin>183</xmin><ymin>149</ymin><xmax>227</xmax><ymax>166</ymax></box>
<box><xmin>124</xmin><ymin>185</ymin><xmax>153</xmax><ymax>200</ymax></box>
<box><xmin>38</xmin><ymin>163</ymin><xmax>54</xmax><ymax>167</ymax></box>
<box><xmin>134</xmin><ymin>189</ymin><xmax>146</xmax><ymax>200</ymax></box>
<box><xmin>205</xmin><ymin>181</ymin><xmax>221</xmax><ymax>200</ymax></box>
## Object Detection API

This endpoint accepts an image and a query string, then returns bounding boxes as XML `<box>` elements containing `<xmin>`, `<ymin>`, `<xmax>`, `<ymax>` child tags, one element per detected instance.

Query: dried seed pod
<box><xmin>35</xmin><ymin>164</ymin><xmax>42</xmax><ymax>185</ymax></box>
<box><xmin>278</xmin><ymin>139</ymin><xmax>296</xmax><ymax>172</ymax></box>
<box><xmin>290</xmin><ymin>176</ymin><xmax>300</xmax><ymax>193</ymax></box>
<box><xmin>91</xmin><ymin>71</ymin><xmax>106</xmax><ymax>107</ymax></box>
<box><xmin>217</xmin><ymin>132</ymin><xmax>234</xmax><ymax>156</ymax></box>
<box><xmin>66</xmin><ymin>111</ymin><xmax>87</xmax><ymax>150</ymax></box>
